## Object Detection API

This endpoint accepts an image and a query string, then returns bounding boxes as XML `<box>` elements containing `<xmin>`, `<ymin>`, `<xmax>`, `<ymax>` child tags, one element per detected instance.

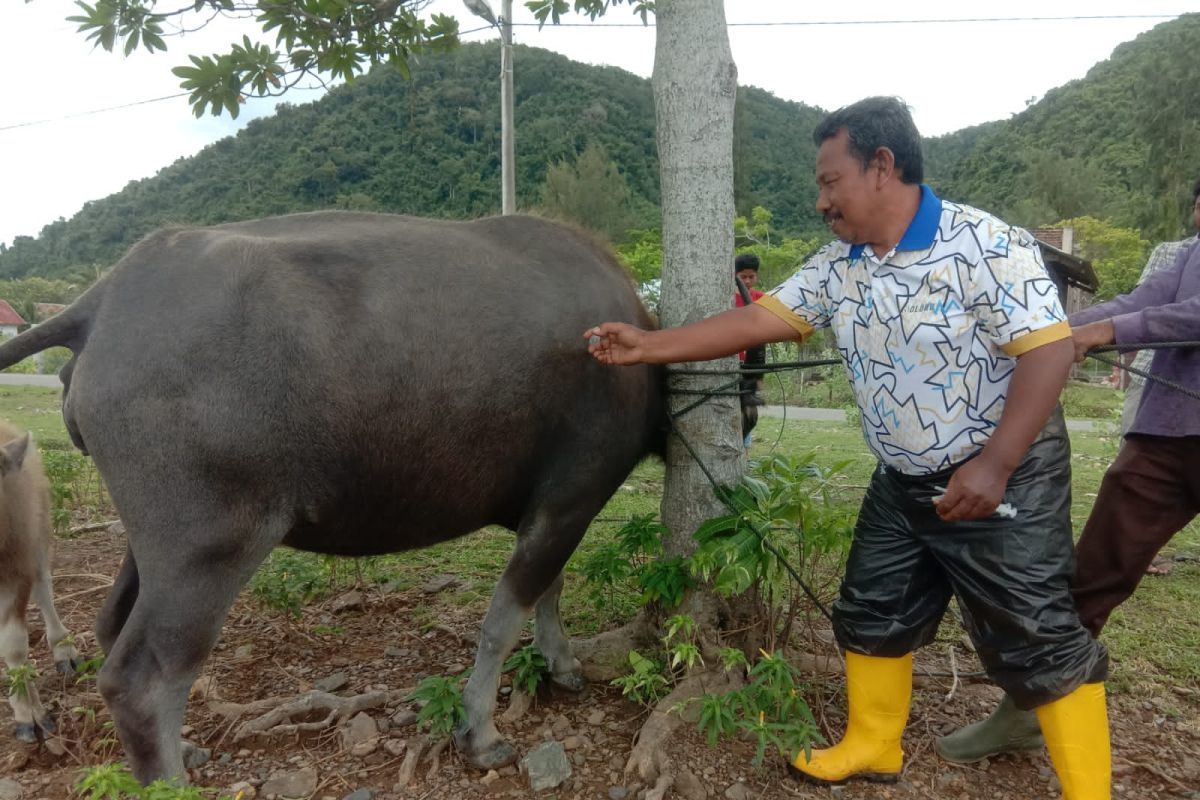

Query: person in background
<box><xmin>734</xmin><ymin>253</ymin><xmax>766</xmax><ymax>449</ymax></box>
<box><xmin>587</xmin><ymin>96</ymin><xmax>1109</xmax><ymax>798</ymax></box>
<box><xmin>937</xmin><ymin>179</ymin><xmax>1200</xmax><ymax>768</ymax></box>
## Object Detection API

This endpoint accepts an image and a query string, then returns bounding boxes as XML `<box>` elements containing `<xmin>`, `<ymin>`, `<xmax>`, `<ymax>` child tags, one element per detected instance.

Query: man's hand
<box><xmin>585</xmin><ymin>322</ymin><xmax>649</xmax><ymax>365</ymax></box>
<box><xmin>935</xmin><ymin>454</ymin><xmax>1012</xmax><ymax>522</ymax></box>
<box><xmin>1070</xmin><ymin>319</ymin><xmax>1115</xmax><ymax>363</ymax></box>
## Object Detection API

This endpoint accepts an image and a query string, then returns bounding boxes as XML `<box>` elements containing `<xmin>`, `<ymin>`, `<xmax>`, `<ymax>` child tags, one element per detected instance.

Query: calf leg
<box><xmin>533</xmin><ymin>573</ymin><xmax>584</xmax><ymax>692</ymax></box>
<box><xmin>0</xmin><ymin>582</ymin><xmax>51</xmax><ymax>742</ymax></box>
<box><xmin>97</xmin><ymin>514</ymin><xmax>282</xmax><ymax>784</ymax></box>
<box><xmin>31</xmin><ymin>562</ymin><xmax>80</xmax><ymax>673</ymax></box>
<box><xmin>456</xmin><ymin>508</ymin><xmax>591</xmax><ymax>770</ymax></box>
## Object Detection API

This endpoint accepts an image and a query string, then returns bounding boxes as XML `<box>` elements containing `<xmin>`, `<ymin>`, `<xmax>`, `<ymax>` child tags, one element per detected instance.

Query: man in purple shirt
<box><xmin>938</xmin><ymin>178</ymin><xmax>1200</xmax><ymax>765</ymax></box>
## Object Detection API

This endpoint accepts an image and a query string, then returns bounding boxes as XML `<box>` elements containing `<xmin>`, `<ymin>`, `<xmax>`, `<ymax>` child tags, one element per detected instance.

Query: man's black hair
<box><xmin>1192</xmin><ymin>175</ymin><xmax>1200</xmax><ymax>203</ymax></box>
<box><xmin>812</xmin><ymin>96</ymin><xmax>924</xmax><ymax>185</ymax></box>
<box><xmin>734</xmin><ymin>252</ymin><xmax>760</xmax><ymax>272</ymax></box>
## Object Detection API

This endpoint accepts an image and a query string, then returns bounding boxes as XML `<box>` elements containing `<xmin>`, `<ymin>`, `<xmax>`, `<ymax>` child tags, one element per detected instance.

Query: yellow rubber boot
<box><xmin>1035</xmin><ymin>683</ymin><xmax>1111</xmax><ymax>800</ymax></box>
<box><xmin>789</xmin><ymin>651</ymin><xmax>912</xmax><ymax>784</ymax></box>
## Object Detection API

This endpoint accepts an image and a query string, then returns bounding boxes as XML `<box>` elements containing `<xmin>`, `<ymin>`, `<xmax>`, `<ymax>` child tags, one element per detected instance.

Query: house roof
<box><xmin>1030</xmin><ymin>227</ymin><xmax>1064</xmax><ymax>249</ymax></box>
<box><xmin>0</xmin><ymin>299</ymin><xmax>27</xmax><ymax>327</ymax></box>
<box><xmin>1036</xmin><ymin>240</ymin><xmax>1099</xmax><ymax>293</ymax></box>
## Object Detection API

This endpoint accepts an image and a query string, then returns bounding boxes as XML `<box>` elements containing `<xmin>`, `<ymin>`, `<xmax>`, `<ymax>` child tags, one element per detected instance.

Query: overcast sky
<box><xmin>0</xmin><ymin>1</ymin><xmax>1194</xmax><ymax>247</ymax></box>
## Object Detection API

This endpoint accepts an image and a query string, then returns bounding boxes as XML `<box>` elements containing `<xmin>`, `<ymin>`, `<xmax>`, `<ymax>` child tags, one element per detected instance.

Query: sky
<box><xmin>0</xmin><ymin>0</ymin><xmax>1196</xmax><ymax>248</ymax></box>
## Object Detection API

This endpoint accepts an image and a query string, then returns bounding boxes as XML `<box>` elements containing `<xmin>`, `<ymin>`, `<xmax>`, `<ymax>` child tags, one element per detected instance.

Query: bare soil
<box><xmin>3</xmin><ymin>525</ymin><xmax>1198</xmax><ymax>800</ymax></box>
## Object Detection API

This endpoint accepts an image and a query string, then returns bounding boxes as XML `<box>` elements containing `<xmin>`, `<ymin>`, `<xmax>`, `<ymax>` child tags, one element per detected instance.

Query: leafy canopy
<box><xmin>67</xmin><ymin>0</ymin><xmax>461</xmax><ymax>117</ymax></box>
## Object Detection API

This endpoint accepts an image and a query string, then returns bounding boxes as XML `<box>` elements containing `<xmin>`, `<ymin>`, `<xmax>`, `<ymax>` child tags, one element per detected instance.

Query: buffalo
<box><xmin>0</xmin><ymin>212</ymin><xmax>702</xmax><ymax>782</ymax></box>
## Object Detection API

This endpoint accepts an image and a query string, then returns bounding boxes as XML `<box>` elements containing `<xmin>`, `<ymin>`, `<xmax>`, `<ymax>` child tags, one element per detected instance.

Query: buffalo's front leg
<box><xmin>0</xmin><ymin>582</ymin><xmax>52</xmax><ymax>742</ymax></box>
<box><xmin>456</xmin><ymin>508</ymin><xmax>589</xmax><ymax>770</ymax></box>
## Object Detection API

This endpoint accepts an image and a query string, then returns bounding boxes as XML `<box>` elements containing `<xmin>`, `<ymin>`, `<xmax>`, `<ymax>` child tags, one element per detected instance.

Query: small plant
<box><xmin>637</xmin><ymin>557</ymin><xmax>693</xmax><ymax>608</ymax></box>
<box><xmin>611</xmin><ymin>650</ymin><xmax>668</xmax><ymax>706</ymax></box>
<box><xmin>663</xmin><ymin>614</ymin><xmax>704</xmax><ymax>672</ymax></box>
<box><xmin>310</xmin><ymin>624</ymin><xmax>345</xmax><ymax>637</ymax></box>
<box><xmin>4</xmin><ymin>663</ymin><xmax>37</xmax><ymax>700</ymax></box>
<box><xmin>406</xmin><ymin>674</ymin><xmax>466</xmax><ymax>738</ymax></box>
<box><xmin>503</xmin><ymin>645</ymin><xmax>550</xmax><ymax>696</ymax></box>
<box><xmin>74</xmin><ymin>763</ymin><xmax>142</xmax><ymax>800</ymax></box>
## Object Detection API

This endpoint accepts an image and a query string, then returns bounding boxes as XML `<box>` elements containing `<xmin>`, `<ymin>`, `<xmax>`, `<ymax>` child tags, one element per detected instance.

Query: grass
<box><xmin>1</xmin><ymin>383</ymin><xmax>1193</xmax><ymax>697</ymax></box>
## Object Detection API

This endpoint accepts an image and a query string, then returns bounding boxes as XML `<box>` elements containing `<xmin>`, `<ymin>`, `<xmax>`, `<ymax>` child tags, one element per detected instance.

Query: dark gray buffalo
<box><xmin>0</xmin><ymin>212</ymin><xmax>671</xmax><ymax>782</ymax></box>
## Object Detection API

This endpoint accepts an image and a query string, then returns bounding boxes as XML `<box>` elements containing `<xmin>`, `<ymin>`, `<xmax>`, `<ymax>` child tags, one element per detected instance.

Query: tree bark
<box><xmin>652</xmin><ymin>0</ymin><xmax>741</xmax><ymax>581</ymax></box>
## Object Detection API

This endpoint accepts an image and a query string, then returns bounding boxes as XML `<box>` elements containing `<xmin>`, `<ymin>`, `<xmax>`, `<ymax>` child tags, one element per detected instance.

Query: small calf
<box><xmin>0</xmin><ymin>422</ymin><xmax>80</xmax><ymax>742</ymax></box>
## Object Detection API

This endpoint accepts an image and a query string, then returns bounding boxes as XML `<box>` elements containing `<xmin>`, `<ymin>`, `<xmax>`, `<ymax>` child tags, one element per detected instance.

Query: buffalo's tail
<box><xmin>0</xmin><ymin>285</ymin><xmax>101</xmax><ymax>370</ymax></box>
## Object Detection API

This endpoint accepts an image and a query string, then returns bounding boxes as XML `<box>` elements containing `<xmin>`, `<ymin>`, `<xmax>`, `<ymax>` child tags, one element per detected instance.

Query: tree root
<box><xmin>625</xmin><ymin>668</ymin><xmax>744</xmax><ymax>786</ymax></box>
<box><xmin>209</xmin><ymin>689</ymin><xmax>401</xmax><ymax>742</ymax></box>
<box><xmin>572</xmin><ymin>615</ymin><xmax>657</xmax><ymax>682</ymax></box>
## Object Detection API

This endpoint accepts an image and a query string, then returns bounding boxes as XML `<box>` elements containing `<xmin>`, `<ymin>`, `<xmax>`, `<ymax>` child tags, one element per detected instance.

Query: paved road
<box><xmin>0</xmin><ymin>374</ymin><xmax>61</xmax><ymax>387</ymax></box>
<box><xmin>761</xmin><ymin>404</ymin><xmax>1102</xmax><ymax>432</ymax></box>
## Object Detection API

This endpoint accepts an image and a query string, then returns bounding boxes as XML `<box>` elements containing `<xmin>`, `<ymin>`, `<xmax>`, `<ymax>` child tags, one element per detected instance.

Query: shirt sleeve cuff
<box><xmin>1111</xmin><ymin>311</ymin><xmax>1149</xmax><ymax>345</ymax></box>
<box><xmin>755</xmin><ymin>294</ymin><xmax>815</xmax><ymax>341</ymax></box>
<box><xmin>999</xmin><ymin>320</ymin><xmax>1072</xmax><ymax>356</ymax></box>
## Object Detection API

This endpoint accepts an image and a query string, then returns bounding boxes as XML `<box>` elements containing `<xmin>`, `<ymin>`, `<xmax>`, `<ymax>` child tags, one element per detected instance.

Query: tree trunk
<box><xmin>653</xmin><ymin>0</ymin><xmax>741</xmax><ymax>588</ymax></box>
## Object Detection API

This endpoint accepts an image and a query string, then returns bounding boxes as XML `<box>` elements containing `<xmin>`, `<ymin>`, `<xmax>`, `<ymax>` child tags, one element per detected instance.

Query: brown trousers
<box><xmin>1073</xmin><ymin>435</ymin><xmax>1200</xmax><ymax>636</ymax></box>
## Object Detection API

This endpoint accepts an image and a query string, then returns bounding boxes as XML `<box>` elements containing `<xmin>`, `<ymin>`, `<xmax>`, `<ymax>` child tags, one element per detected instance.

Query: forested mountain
<box><xmin>2</xmin><ymin>13</ymin><xmax>1197</xmax><ymax>281</ymax></box>
<box><xmin>0</xmin><ymin>42</ymin><xmax>825</xmax><ymax>280</ymax></box>
<box><xmin>925</xmin><ymin>13</ymin><xmax>1200</xmax><ymax>241</ymax></box>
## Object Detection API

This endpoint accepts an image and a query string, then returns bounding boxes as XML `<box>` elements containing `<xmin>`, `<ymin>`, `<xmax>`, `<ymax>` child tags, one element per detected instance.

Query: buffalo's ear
<box><xmin>0</xmin><ymin>433</ymin><xmax>31</xmax><ymax>475</ymax></box>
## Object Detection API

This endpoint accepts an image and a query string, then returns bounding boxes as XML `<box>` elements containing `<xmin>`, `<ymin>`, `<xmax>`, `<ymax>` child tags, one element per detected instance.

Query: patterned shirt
<box><xmin>1127</xmin><ymin>235</ymin><xmax>1198</xmax><ymax>385</ymax></box>
<box><xmin>757</xmin><ymin>185</ymin><xmax>1070</xmax><ymax>475</ymax></box>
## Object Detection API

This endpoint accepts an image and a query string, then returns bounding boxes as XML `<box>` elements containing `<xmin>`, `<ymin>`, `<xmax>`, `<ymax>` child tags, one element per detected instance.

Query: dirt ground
<box><xmin>2</xmin><ymin>525</ymin><xmax>1198</xmax><ymax>800</ymax></box>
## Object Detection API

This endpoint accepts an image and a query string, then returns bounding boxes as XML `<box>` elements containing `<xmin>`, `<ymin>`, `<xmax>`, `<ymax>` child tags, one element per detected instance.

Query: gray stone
<box><xmin>342</xmin><ymin>712</ymin><xmax>379</xmax><ymax>749</ymax></box>
<box><xmin>261</xmin><ymin>767</ymin><xmax>318</xmax><ymax>799</ymax></box>
<box><xmin>0</xmin><ymin>778</ymin><xmax>23</xmax><ymax>800</ymax></box>
<box><xmin>228</xmin><ymin>782</ymin><xmax>256</xmax><ymax>798</ymax></box>
<box><xmin>724</xmin><ymin>783</ymin><xmax>752</xmax><ymax>800</ymax></box>
<box><xmin>332</xmin><ymin>590</ymin><xmax>364</xmax><ymax>613</ymax></box>
<box><xmin>391</xmin><ymin>708</ymin><xmax>417</xmax><ymax>727</ymax></box>
<box><xmin>317</xmin><ymin>672</ymin><xmax>350</xmax><ymax>693</ymax></box>
<box><xmin>181</xmin><ymin>741</ymin><xmax>211</xmax><ymax>769</ymax></box>
<box><xmin>342</xmin><ymin>790</ymin><xmax>373</xmax><ymax>800</ymax></box>
<box><xmin>608</xmin><ymin>786</ymin><xmax>629</xmax><ymax>800</ymax></box>
<box><xmin>674</xmin><ymin>770</ymin><xmax>708</xmax><ymax>800</ymax></box>
<box><xmin>519</xmin><ymin>741</ymin><xmax>572</xmax><ymax>792</ymax></box>
<box><xmin>421</xmin><ymin>574</ymin><xmax>461</xmax><ymax>593</ymax></box>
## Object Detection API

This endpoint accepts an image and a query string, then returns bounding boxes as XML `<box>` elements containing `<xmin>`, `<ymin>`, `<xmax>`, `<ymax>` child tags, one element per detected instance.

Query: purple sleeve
<box><xmin>1069</xmin><ymin>244</ymin><xmax>1192</xmax><ymax>328</ymax></box>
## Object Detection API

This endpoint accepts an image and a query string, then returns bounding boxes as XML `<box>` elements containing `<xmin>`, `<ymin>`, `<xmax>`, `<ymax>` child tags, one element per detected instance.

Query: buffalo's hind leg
<box><xmin>455</xmin><ymin>507</ymin><xmax>592</xmax><ymax>770</ymax></box>
<box><xmin>97</xmin><ymin>511</ymin><xmax>283</xmax><ymax>784</ymax></box>
<box><xmin>95</xmin><ymin>546</ymin><xmax>139</xmax><ymax>657</ymax></box>
<box><xmin>534</xmin><ymin>572</ymin><xmax>584</xmax><ymax>692</ymax></box>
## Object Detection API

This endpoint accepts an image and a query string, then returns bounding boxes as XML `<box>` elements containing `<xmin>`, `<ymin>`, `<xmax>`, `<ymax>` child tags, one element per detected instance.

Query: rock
<box><xmin>261</xmin><ymin>767</ymin><xmax>318</xmax><ymax>799</ymax></box>
<box><xmin>0</xmin><ymin>778</ymin><xmax>23</xmax><ymax>800</ymax></box>
<box><xmin>190</xmin><ymin>675</ymin><xmax>221</xmax><ymax>701</ymax></box>
<box><xmin>421</xmin><ymin>574</ymin><xmax>462</xmax><ymax>594</ymax></box>
<box><xmin>342</xmin><ymin>712</ymin><xmax>379</xmax><ymax>749</ymax></box>
<box><xmin>391</xmin><ymin>709</ymin><xmax>417</xmax><ymax>728</ymax></box>
<box><xmin>317</xmin><ymin>672</ymin><xmax>350</xmax><ymax>693</ymax></box>
<box><xmin>234</xmin><ymin>644</ymin><xmax>254</xmax><ymax>659</ymax></box>
<box><xmin>349</xmin><ymin>741</ymin><xmax>378</xmax><ymax>758</ymax></box>
<box><xmin>108</xmin><ymin>520</ymin><xmax>126</xmax><ymax>535</ymax></box>
<box><xmin>562</xmin><ymin>735</ymin><xmax>581</xmax><ymax>751</ymax></box>
<box><xmin>519</xmin><ymin>741</ymin><xmax>572</xmax><ymax>792</ymax></box>
<box><xmin>608</xmin><ymin>786</ymin><xmax>629</xmax><ymax>800</ymax></box>
<box><xmin>480</xmin><ymin>771</ymin><xmax>501</xmax><ymax>786</ymax></box>
<box><xmin>228</xmin><ymin>782</ymin><xmax>256</xmax><ymax>798</ymax></box>
<box><xmin>674</xmin><ymin>770</ymin><xmax>708</xmax><ymax>800</ymax></box>
<box><xmin>724</xmin><ymin>783</ymin><xmax>752</xmax><ymax>800</ymax></box>
<box><xmin>446</xmin><ymin>663</ymin><xmax>466</xmax><ymax>676</ymax></box>
<box><xmin>342</xmin><ymin>790</ymin><xmax>373</xmax><ymax>800</ymax></box>
<box><xmin>42</xmin><ymin>738</ymin><xmax>66</xmax><ymax>758</ymax></box>
<box><xmin>587</xmin><ymin>710</ymin><xmax>605</xmax><ymax>726</ymax></box>
<box><xmin>332</xmin><ymin>591</ymin><xmax>364</xmax><ymax>613</ymax></box>
<box><xmin>182</xmin><ymin>741</ymin><xmax>212</xmax><ymax>769</ymax></box>
<box><xmin>5</xmin><ymin>750</ymin><xmax>29</xmax><ymax>771</ymax></box>
<box><xmin>384</xmin><ymin>646</ymin><xmax>410</xmax><ymax>659</ymax></box>
<box><xmin>383</xmin><ymin>739</ymin><xmax>406</xmax><ymax>757</ymax></box>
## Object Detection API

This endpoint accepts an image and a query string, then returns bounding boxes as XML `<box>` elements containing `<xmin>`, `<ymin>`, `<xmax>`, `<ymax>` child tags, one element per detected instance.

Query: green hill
<box><xmin>2</xmin><ymin>13</ymin><xmax>1197</xmax><ymax>281</ymax></box>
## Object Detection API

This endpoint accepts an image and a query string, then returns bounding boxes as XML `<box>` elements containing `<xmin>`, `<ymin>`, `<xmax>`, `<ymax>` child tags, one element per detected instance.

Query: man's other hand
<box><xmin>1070</xmin><ymin>319</ymin><xmax>1116</xmax><ymax>363</ymax></box>
<box><xmin>585</xmin><ymin>323</ymin><xmax>649</xmax><ymax>365</ymax></box>
<box><xmin>936</xmin><ymin>455</ymin><xmax>1012</xmax><ymax>522</ymax></box>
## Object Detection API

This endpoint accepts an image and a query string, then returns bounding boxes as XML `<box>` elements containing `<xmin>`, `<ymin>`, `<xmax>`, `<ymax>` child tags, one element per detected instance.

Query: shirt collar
<box><xmin>849</xmin><ymin>184</ymin><xmax>943</xmax><ymax>261</ymax></box>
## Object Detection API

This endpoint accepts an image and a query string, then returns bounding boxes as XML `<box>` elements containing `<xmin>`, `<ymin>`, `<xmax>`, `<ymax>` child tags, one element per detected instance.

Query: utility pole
<box><xmin>463</xmin><ymin>0</ymin><xmax>515</xmax><ymax>215</ymax></box>
<box><xmin>500</xmin><ymin>0</ymin><xmax>515</xmax><ymax>214</ymax></box>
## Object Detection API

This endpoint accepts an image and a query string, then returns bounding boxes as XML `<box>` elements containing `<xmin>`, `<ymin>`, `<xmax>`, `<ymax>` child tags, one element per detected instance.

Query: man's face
<box><xmin>1192</xmin><ymin>195</ymin><xmax>1200</xmax><ymax>232</ymax></box>
<box><xmin>736</xmin><ymin>269</ymin><xmax>758</xmax><ymax>289</ymax></box>
<box><xmin>815</xmin><ymin>129</ymin><xmax>878</xmax><ymax>244</ymax></box>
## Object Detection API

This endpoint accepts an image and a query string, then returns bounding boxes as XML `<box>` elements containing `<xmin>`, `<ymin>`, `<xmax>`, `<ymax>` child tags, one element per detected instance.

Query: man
<box><xmin>937</xmin><ymin>178</ymin><xmax>1200</xmax><ymax>766</ymax></box>
<box><xmin>734</xmin><ymin>252</ymin><xmax>766</xmax><ymax>448</ymax></box>
<box><xmin>587</xmin><ymin>97</ymin><xmax>1109</xmax><ymax>798</ymax></box>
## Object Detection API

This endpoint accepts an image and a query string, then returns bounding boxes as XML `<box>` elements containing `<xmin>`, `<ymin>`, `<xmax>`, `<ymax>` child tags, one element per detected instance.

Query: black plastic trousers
<box><xmin>832</xmin><ymin>409</ymin><xmax>1108</xmax><ymax>709</ymax></box>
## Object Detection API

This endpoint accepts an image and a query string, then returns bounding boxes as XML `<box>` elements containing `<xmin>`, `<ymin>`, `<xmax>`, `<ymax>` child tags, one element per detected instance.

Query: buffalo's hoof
<box><xmin>37</xmin><ymin>714</ymin><xmax>56</xmax><ymax>735</ymax></box>
<box><xmin>551</xmin><ymin>670</ymin><xmax>586</xmax><ymax>693</ymax></box>
<box><xmin>13</xmin><ymin>722</ymin><xmax>37</xmax><ymax>744</ymax></box>
<box><xmin>455</xmin><ymin>729</ymin><xmax>519</xmax><ymax>771</ymax></box>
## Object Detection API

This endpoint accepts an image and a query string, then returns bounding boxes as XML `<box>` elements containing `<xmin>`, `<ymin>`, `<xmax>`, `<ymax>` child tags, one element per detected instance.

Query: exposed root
<box><xmin>396</xmin><ymin>736</ymin><xmax>432</xmax><ymax>787</ymax></box>
<box><xmin>424</xmin><ymin>736</ymin><xmax>449</xmax><ymax>780</ymax></box>
<box><xmin>572</xmin><ymin>615</ymin><xmax>657</xmax><ymax>682</ymax></box>
<box><xmin>212</xmin><ymin>689</ymin><xmax>400</xmax><ymax>742</ymax></box>
<box><xmin>625</xmin><ymin>668</ymin><xmax>743</xmax><ymax>785</ymax></box>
